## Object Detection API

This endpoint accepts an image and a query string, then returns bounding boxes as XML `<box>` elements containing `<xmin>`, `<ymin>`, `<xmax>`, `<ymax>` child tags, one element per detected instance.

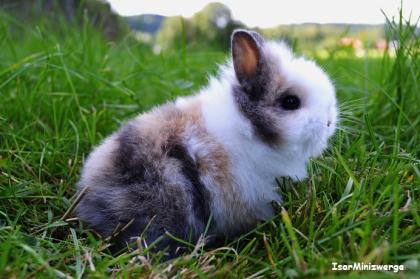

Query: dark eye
<box><xmin>281</xmin><ymin>95</ymin><xmax>301</xmax><ymax>110</ymax></box>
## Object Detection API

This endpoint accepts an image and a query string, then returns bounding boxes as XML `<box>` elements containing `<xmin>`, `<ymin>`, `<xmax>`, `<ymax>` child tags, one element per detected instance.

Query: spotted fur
<box><xmin>76</xmin><ymin>29</ymin><xmax>337</xmax><ymax>257</ymax></box>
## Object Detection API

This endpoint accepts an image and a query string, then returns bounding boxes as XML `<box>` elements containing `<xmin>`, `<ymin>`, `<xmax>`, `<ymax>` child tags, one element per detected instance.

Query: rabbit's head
<box><xmin>231</xmin><ymin>30</ymin><xmax>337</xmax><ymax>159</ymax></box>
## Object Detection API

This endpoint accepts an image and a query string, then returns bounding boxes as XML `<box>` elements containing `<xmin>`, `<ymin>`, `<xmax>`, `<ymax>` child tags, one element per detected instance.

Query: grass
<box><xmin>0</xmin><ymin>8</ymin><xmax>419</xmax><ymax>279</ymax></box>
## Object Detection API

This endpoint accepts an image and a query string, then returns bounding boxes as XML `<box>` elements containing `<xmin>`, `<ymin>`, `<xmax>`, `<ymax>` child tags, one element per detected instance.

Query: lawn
<box><xmin>0</xmin><ymin>11</ymin><xmax>419</xmax><ymax>279</ymax></box>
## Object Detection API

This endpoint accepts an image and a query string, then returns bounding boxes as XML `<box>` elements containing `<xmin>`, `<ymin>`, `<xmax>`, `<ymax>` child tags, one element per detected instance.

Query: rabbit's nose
<box><xmin>327</xmin><ymin>120</ymin><xmax>332</xmax><ymax>127</ymax></box>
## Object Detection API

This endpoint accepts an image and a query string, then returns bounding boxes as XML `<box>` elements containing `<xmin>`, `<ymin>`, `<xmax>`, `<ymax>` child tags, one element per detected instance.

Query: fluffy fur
<box><xmin>76</xmin><ymin>30</ymin><xmax>337</xmax><ymax>257</ymax></box>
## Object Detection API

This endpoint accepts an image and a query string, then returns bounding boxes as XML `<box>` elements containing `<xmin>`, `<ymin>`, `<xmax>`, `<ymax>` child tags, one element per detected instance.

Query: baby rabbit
<box><xmin>76</xmin><ymin>29</ymin><xmax>337</xmax><ymax>257</ymax></box>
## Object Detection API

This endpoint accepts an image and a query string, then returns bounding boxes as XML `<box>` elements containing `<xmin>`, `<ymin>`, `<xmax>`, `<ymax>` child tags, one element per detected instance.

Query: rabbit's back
<box><xmin>76</xmin><ymin>100</ymin><xmax>220</xmax><ymax>255</ymax></box>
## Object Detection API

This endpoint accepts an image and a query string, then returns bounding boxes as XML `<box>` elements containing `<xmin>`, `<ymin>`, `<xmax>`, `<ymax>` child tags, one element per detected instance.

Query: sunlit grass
<box><xmin>0</xmin><ymin>9</ymin><xmax>419</xmax><ymax>278</ymax></box>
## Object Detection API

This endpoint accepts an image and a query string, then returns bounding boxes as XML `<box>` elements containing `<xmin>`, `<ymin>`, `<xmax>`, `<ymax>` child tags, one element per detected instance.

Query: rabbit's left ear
<box><xmin>231</xmin><ymin>30</ymin><xmax>265</xmax><ymax>84</ymax></box>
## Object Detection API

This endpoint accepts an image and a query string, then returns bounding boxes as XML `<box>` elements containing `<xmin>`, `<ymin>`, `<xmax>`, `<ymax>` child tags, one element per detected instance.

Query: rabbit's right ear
<box><xmin>231</xmin><ymin>30</ymin><xmax>264</xmax><ymax>84</ymax></box>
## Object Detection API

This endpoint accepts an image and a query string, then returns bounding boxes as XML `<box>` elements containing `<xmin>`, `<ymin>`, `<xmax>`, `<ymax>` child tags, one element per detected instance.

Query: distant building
<box><xmin>339</xmin><ymin>37</ymin><xmax>363</xmax><ymax>50</ymax></box>
<box><xmin>375</xmin><ymin>39</ymin><xmax>387</xmax><ymax>50</ymax></box>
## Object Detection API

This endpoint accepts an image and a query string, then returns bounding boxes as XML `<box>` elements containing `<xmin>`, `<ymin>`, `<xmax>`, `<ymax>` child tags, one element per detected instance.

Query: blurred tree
<box><xmin>0</xmin><ymin>0</ymin><xmax>128</xmax><ymax>40</ymax></box>
<box><xmin>156</xmin><ymin>2</ymin><xmax>243</xmax><ymax>51</ymax></box>
<box><xmin>156</xmin><ymin>16</ymin><xmax>189</xmax><ymax>49</ymax></box>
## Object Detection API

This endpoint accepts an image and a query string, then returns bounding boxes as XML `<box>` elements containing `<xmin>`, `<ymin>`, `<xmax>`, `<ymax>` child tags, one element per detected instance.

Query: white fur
<box><xmin>176</xmin><ymin>41</ymin><xmax>337</xmax><ymax>232</ymax></box>
<box><xmin>264</xmin><ymin>42</ymin><xmax>337</xmax><ymax>156</ymax></box>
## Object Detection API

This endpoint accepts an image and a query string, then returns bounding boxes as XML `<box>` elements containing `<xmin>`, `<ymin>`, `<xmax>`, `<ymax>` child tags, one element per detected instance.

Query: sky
<box><xmin>107</xmin><ymin>0</ymin><xmax>420</xmax><ymax>28</ymax></box>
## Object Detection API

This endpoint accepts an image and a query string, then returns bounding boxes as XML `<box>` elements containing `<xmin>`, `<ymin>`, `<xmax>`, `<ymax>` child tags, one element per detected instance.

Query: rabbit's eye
<box><xmin>281</xmin><ymin>95</ymin><xmax>300</xmax><ymax>110</ymax></box>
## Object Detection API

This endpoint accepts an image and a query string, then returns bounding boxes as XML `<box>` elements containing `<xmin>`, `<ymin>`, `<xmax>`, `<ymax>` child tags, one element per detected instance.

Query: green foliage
<box><xmin>260</xmin><ymin>23</ymin><xmax>385</xmax><ymax>50</ymax></box>
<box><xmin>154</xmin><ymin>3</ymin><xmax>386</xmax><ymax>52</ymax></box>
<box><xmin>156</xmin><ymin>2</ymin><xmax>244</xmax><ymax>50</ymax></box>
<box><xmin>0</xmin><ymin>6</ymin><xmax>419</xmax><ymax>279</ymax></box>
<box><xmin>0</xmin><ymin>0</ymin><xmax>129</xmax><ymax>40</ymax></box>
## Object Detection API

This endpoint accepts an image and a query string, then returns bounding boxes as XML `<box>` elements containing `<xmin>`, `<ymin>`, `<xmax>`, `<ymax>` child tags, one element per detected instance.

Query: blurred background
<box><xmin>1</xmin><ymin>0</ymin><xmax>419</xmax><ymax>56</ymax></box>
<box><xmin>0</xmin><ymin>1</ymin><xmax>419</xmax><ymax>277</ymax></box>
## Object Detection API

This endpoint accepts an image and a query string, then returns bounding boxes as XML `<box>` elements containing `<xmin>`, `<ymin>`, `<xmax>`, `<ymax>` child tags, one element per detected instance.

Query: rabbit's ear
<box><xmin>231</xmin><ymin>30</ymin><xmax>265</xmax><ymax>84</ymax></box>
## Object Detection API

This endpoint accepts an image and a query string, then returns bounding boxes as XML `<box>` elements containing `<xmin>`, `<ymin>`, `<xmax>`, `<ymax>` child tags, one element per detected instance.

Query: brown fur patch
<box><xmin>131</xmin><ymin>99</ymin><xmax>261</xmax><ymax>233</ymax></box>
<box><xmin>176</xmin><ymin>100</ymin><xmax>260</xmax><ymax>234</ymax></box>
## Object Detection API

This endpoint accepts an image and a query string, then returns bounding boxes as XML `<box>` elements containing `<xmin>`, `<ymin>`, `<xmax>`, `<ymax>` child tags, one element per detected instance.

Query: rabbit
<box><xmin>75</xmin><ymin>29</ymin><xmax>337</xmax><ymax>258</ymax></box>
